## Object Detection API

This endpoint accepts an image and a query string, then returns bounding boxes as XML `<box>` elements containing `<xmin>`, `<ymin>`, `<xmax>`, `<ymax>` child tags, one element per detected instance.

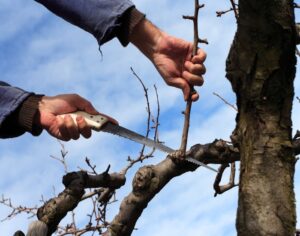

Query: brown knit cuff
<box><xmin>18</xmin><ymin>95</ymin><xmax>44</xmax><ymax>136</ymax></box>
<box><xmin>118</xmin><ymin>8</ymin><xmax>145</xmax><ymax>46</ymax></box>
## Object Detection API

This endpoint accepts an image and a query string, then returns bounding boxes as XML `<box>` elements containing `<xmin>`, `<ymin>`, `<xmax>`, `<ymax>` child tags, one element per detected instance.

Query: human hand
<box><xmin>35</xmin><ymin>94</ymin><xmax>117</xmax><ymax>141</ymax></box>
<box><xmin>152</xmin><ymin>33</ymin><xmax>206</xmax><ymax>101</ymax></box>
<box><xmin>130</xmin><ymin>19</ymin><xmax>206</xmax><ymax>101</ymax></box>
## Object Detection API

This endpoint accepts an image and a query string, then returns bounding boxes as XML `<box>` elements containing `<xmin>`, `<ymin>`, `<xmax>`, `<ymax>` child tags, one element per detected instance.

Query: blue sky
<box><xmin>0</xmin><ymin>0</ymin><xmax>300</xmax><ymax>235</ymax></box>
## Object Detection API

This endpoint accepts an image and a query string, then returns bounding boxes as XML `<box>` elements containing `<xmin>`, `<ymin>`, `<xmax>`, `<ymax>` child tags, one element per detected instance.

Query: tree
<box><xmin>1</xmin><ymin>0</ymin><xmax>300</xmax><ymax>235</ymax></box>
<box><xmin>227</xmin><ymin>0</ymin><xmax>297</xmax><ymax>235</ymax></box>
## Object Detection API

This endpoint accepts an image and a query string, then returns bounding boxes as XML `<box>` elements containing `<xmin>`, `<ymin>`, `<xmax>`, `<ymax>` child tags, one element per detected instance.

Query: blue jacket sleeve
<box><xmin>0</xmin><ymin>82</ymin><xmax>31</xmax><ymax>125</ymax></box>
<box><xmin>35</xmin><ymin>0</ymin><xmax>135</xmax><ymax>45</ymax></box>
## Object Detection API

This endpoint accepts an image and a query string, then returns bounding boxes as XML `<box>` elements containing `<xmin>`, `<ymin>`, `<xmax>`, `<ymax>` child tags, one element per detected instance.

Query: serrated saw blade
<box><xmin>102</xmin><ymin>123</ymin><xmax>218</xmax><ymax>172</ymax></box>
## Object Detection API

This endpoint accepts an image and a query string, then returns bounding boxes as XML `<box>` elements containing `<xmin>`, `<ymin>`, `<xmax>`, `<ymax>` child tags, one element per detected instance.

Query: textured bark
<box><xmin>226</xmin><ymin>0</ymin><xmax>297</xmax><ymax>235</ymax></box>
<box><xmin>37</xmin><ymin>171</ymin><xmax>125</xmax><ymax>235</ymax></box>
<box><xmin>104</xmin><ymin>140</ymin><xmax>239</xmax><ymax>236</ymax></box>
<box><xmin>103</xmin><ymin>135</ymin><xmax>300</xmax><ymax>236</ymax></box>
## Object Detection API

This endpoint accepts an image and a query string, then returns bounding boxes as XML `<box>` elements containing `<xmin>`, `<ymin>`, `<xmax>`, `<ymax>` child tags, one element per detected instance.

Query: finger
<box><xmin>191</xmin><ymin>91</ymin><xmax>199</xmax><ymax>101</ymax></box>
<box><xmin>165</xmin><ymin>77</ymin><xmax>195</xmax><ymax>101</ymax></box>
<box><xmin>75</xmin><ymin>96</ymin><xmax>119</xmax><ymax>125</ymax></box>
<box><xmin>64</xmin><ymin>114</ymin><xmax>80</xmax><ymax>140</ymax></box>
<box><xmin>57</xmin><ymin>116</ymin><xmax>71</xmax><ymax>141</ymax></box>
<box><xmin>184</xmin><ymin>61</ymin><xmax>206</xmax><ymax>75</ymax></box>
<box><xmin>83</xmin><ymin>102</ymin><xmax>99</xmax><ymax>115</ymax></box>
<box><xmin>76</xmin><ymin>116</ymin><xmax>92</xmax><ymax>139</ymax></box>
<box><xmin>182</xmin><ymin>71</ymin><xmax>204</xmax><ymax>86</ymax></box>
<box><xmin>72</xmin><ymin>94</ymin><xmax>99</xmax><ymax>115</ymax></box>
<box><xmin>192</xmin><ymin>49</ymin><xmax>207</xmax><ymax>64</ymax></box>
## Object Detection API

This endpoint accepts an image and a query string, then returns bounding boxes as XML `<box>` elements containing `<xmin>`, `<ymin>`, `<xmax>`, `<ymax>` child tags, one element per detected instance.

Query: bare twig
<box><xmin>216</xmin><ymin>0</ymin><xmax>238</xmax><ymax>19</ymax></box>
<box><xmin>50</xmin><ymin>141</ymin><xmax>69</xmax><ymax>173</ymax></box>
<box><xmin>85</xmin><ymin>157</ymin><xmax>98</xmax><ymax>175</ymax></box>
<box><xmin>57</xmin><ymin>224</ymin><xmax>106</xmax><ymax>236</ymax></box>
<box><xmin>153</xmin><ymin>85</ymin><xmax>160</xmax><ymax>142</ymax></box>
<box><xmin>213</xmin><ymin>92</ymin><xmax>237</xmax><ymax>111</ymax></box>
<box><xmin>120</xmin><ymin>68</ymin><xmax>161</xmax><ymax>175</ymax></box>
<box><xmin>229</xmin><ymin>0</ymin><xmax>239</xmax><ymax>19</ymax></box>
<box><xmin>180</xmin><ymin>0</ymin><xmax>205</xmax><ymax>155</ymax></box>
<box><xmin>0</xmin><ymin>195</ymin><xmax>37</xmax><ymax>221</ymax></box>
<box><xmin>216</xmin><ymin>8</ymin><xmax>234</xmax><ymax>17</ymax></box>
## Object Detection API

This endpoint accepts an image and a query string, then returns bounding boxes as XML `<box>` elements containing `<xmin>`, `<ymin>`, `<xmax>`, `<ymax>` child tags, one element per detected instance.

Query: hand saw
<box><xmin>61</xmin><ymin>111</ymin><xmax>217</xmax><ymax>173</ymax></box>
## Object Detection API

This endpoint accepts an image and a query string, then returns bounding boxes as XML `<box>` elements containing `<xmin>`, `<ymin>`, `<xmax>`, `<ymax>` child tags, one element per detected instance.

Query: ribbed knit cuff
<box><xmin>118</xmin><ymin>8</ymin><xmax>145</xmax><ymax>46</ymax></box>
<box><xmin>18</xmin><ymin>95</ymin><xmax>44</xmax><ymax>136</ymax></box>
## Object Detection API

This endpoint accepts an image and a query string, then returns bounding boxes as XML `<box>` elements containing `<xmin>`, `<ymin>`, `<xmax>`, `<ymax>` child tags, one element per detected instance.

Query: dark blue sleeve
<box><xmin>35</xmin><ymin>0</ymin><xmax>135</xmax><ymax>45</ymax></box>
<box><xmin>0</xmin><ymin>82</ymin><xmax>31</xmax><ymax>125</ymax></box>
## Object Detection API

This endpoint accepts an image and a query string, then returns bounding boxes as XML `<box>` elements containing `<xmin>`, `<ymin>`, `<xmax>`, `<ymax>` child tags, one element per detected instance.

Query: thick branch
<box><xmin>37</xmin><ymin>171</ymin><xmax>125</xmax><ymax>235</ymax></box>
<box><xmin>104</xmin><ymin>139</ymin><xmax>238</xmax><ymax>236</ymax></box>
<box><xmin>104</xmin><ymin>134</ymin><xmax>300</xmax><ymax>236</ymax></box>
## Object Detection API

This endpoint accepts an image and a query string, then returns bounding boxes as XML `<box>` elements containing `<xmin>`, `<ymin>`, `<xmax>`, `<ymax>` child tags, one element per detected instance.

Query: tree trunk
<box><xmin>226</xmin><ymin>0</ymin><xmax>297</xmax><ymax>235</ymax></box>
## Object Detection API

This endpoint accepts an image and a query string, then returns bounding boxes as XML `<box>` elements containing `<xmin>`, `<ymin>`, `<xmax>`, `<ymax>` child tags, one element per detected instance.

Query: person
<box><xmin>0</xmin><ymin>0</ymin><xmax>206</xmax><ymax>141</ymax></box>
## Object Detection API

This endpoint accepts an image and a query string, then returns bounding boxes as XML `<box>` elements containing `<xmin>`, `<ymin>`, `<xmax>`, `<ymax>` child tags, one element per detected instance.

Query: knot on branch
<box><xmin>188</xmin><ymin>139</ymin><xmax>239</xmax><ymax>164</ymax></box>
<box><xmin>63</xmin><ymin>171</ymin><xmax>87</xmax><ymax>196</ymax></box>
<box><xmin>132</xmin><ymin>166</ymin><xmax>158</xmax><ymax>193</ymax></box>
<box><xmin>168</xmin><ymin>150</ymin><xmax>186</xmax><ymax>163</ymax></box>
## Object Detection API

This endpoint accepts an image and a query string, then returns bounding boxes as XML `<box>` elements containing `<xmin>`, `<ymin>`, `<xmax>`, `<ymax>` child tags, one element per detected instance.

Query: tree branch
<box><xmin>213</xmin><ymin>162</ymin><xmax>238</xmax><ymax>196</ymax></box>
<box><xmin>36</xmin><ymin>170</ymin><xmax>125</xmax><ymax>235</ymax></box>
<box><xmin>180</xmin><ymin>0</ymin><xmax>206</xmax><ymax>156</ymax></box>
<box><xmin>104</xmin><ymin>139</ymin><xmax>239</xmax><ymax>236</ymax></box>
<box><xmin>103</xmin><ymin>134</ymin><xmax>300</xmax><ymax>235</ymax></box>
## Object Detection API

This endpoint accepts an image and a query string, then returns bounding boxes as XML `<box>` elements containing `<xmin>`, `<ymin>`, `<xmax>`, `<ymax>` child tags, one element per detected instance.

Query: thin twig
<box><xmin>153</xmin><ymin>85</ymin><xmax>160</xmax><ymax>142</ymax></box>
<box><xmin>213</xmin><ymin>92</ymin><xmax>237</xmax><ymax>111</ymax></box>
<box><xmin>130</xmin><ymin>67</ymin><xmax>152</xmax><ymax>151</ymax></box>
<box><xmin>85</xmin><ymin>157</ymin><xmax>98</xmax><ymax>175</ymax></box>
<box><xmin>50</xmin><ymin>141</ymin><xmax>69</xmax><ymax>173</ymax></box>
<box><xmin>0</xmin><ymin>195</ymin><xmax>37</xmax><ymax>221</ymax></box>
<box><xmin>216</xmin><ymin>8</ymin><xmax>234</xmax><ymax>17</ymax></box>
<box><xmin>180</xmin><ymin>0</ymin><xmax>205</xmax><ymax>155</ymax></box>
<box><xmin>120</xmin><ymin>69</ymin><xmax>161</xmax><ymax>175</ymax></box>
<box><xmin>229</xmin><ymin>0</ymin><xmax>239</xmax><ymax>19</ymax></box>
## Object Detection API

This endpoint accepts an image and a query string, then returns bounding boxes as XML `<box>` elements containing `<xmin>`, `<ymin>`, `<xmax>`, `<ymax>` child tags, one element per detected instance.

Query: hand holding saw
<box><xmin>61</xmin><ymin>111</ymin><xmax>217</xmax><ymax>172</ymax></box>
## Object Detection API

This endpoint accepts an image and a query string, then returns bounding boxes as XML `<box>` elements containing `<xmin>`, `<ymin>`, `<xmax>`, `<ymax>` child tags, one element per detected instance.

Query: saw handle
<box><xmin>59</xmin><ymin>111</ymin><xmax>109</xmax><ymax>131</ymax></box>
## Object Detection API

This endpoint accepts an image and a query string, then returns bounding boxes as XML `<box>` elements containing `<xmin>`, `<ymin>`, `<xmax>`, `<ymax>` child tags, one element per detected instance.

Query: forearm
<box><xmin>129</xmin><ymin>19</ymin><xmax>163</xmax><ymax>61</ymax></box>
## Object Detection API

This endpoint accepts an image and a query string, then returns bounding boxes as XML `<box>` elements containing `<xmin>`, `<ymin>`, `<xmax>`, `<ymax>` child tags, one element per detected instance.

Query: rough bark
<box><xmin>104</xmin><ymin>140</ymin><xmax>239</xmax><ymax>236</ymax></box>
<box><xmin>37</xmin><ymin>171</ymin><xmax>125</xmax><ymax>235</ymax></box>
<box><xmin>226</xmin><ymin>0</ymin><xmax>297</xmax><ymax>235</ymax></box>
<box><xmin>103</xmin><ymin>134</ymin><xmax>300</xmax><ymax>236</ymax></box>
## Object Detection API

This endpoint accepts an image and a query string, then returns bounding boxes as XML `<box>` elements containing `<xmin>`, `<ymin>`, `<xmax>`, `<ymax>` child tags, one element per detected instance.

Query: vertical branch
<box><xmin>180</xmin><ymin>0</ymin><xmax>205</xmax><ymax>154</ymax></box>
<box><xmin>229</xmin><ymin>0</ymin><xmax>239</xmax><ymax>20</ymax></box>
